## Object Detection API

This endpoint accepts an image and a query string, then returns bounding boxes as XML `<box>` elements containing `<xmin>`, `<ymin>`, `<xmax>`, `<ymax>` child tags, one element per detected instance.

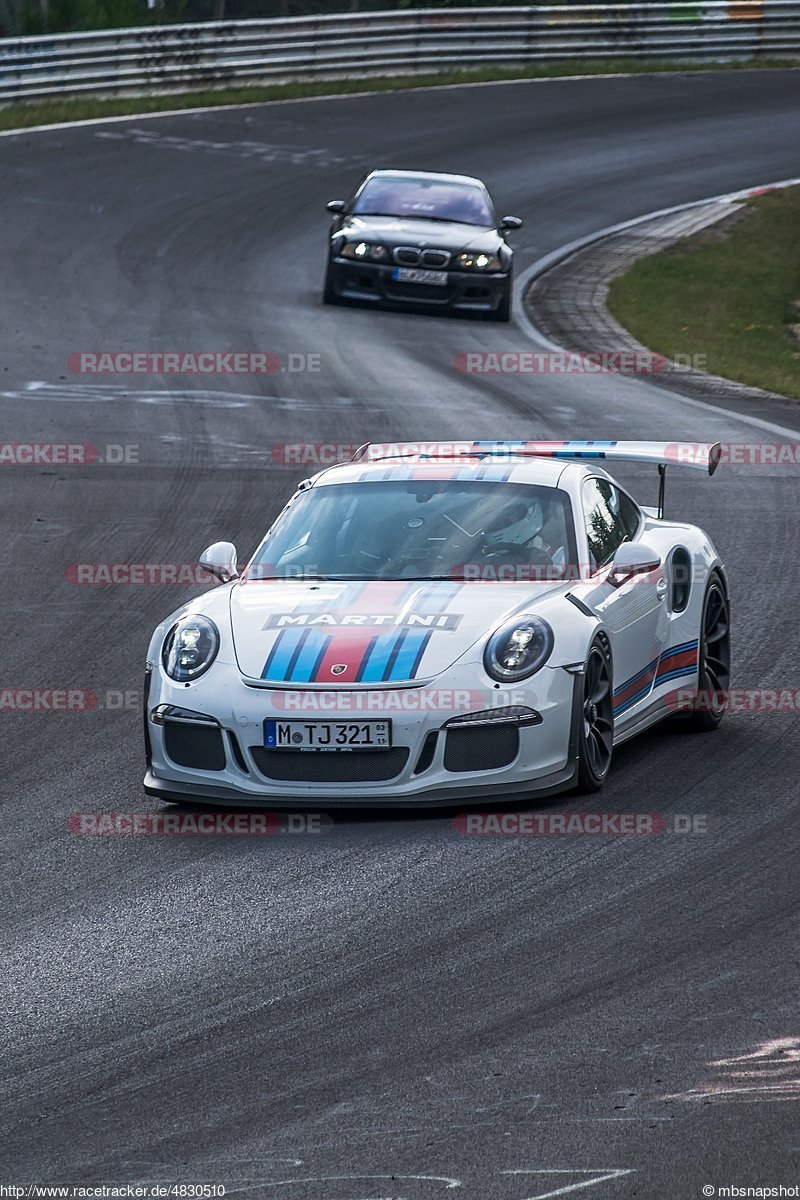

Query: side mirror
<box><xmin>501</xmin><ymin>215</ymin><xmax>522</xmax><ymax>231</ymax></box>
<box><xmin>326</xmin><ymin>199</ymin><xmax>346</xmax><ymax>214</ymax></box>
<box><xmin>608</xmin><ymin>542</ymin><xmax>661</xmax><ymax>586</ymax></box>
<box><xmin>199</xmin><ymin>541</ymin><xmax>239</xmax><ymax>583</ymax></box>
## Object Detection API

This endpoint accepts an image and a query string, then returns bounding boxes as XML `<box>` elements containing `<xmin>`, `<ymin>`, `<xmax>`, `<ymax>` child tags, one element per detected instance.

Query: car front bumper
<box><xmin>328</xmin><ymin>256</ymin><xmax>510</xmax><ymax>313</ymax></box>
<box><xmin>144</xmin><ymin>662</ymin><xmax>579</xmax><ymax>808</ymax></box>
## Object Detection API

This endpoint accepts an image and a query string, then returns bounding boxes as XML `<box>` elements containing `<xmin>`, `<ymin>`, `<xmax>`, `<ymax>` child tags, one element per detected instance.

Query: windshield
<box><xmin>248</xmin><ymin>480</ymin><xmax>577</xmax><ymax>581</ymax></box>
<box><xmin>352</xmin><ymin>176</ymin><xmax>494</xmax><ymax>227</ymax></box>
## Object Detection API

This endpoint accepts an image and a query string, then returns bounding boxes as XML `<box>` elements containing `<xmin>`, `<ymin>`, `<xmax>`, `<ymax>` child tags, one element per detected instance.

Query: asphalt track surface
<box><xmin>2</xmin><ymin>70</ymin><xmax>800</xmax><ymax>1198</ymax></box>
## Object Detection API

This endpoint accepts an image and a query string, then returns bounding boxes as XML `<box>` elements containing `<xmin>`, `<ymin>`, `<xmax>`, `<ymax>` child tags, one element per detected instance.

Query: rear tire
<box><xmin>684</xmin><ymin>571</ymin><xmax>731</xmax><ymax>731</ymax></box>
<box><xmin>576</xmin><ymin>639</ymin><xmax>614</xmax><ymax>792</ymax></box>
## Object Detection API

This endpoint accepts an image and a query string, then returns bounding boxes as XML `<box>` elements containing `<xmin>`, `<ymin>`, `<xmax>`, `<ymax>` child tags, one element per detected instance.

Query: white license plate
<box><xmin>264</xmin><ymin>719</ymin><xmax>392</xmax><ymax>750</ymax></box>
<box><xmin>392</xmin><ymin>266</ymin><xmax>448</xmax><ymax>286</ymax></box>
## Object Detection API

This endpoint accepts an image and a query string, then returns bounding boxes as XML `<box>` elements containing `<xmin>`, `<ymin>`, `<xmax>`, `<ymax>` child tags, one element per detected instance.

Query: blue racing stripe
<box><xmin>287</xmin><ymin>628</ymin><xmax>331</xmax><ymax>683</ymax></box>
<box><xmin>359</xmin><ymin>630</ymin><xmax>405</xmax><ymax>683</ymax></box>
<box><xmin>262</xmin><ymin>627</ymin><xmax>306</xmax><ymax>681</ymax></box>
<box><xmin>386</xmin><ymin>628</ymin><xmax>431</xmax><ymax>681</ymax></box>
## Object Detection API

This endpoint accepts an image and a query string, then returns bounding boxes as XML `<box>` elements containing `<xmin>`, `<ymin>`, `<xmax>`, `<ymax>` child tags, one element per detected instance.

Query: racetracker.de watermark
<box><xmin>65</xmin><ymin>563</ymin><xmax>217</xmax><ymax>585</ymax></box>
<box><xmin>0</xmin><ymin>442</ymin><xmax>138</xmax><ymax>466</ymax></box>
<box><xmin>268</xmin><ymin>440</ymin><xmax>800</xmax><ymax>469</ymax></box>
<box><xmin>67</xmin><ymin>812</ymin><xmax>329</xmax><ymax>835</ymax></box>
<box><xmin>453</xmin><ymin>350</ymin><xmax>707</xmax><ymax>375</ymax></box>
<box><xmin>68</xmin><ymin>352</ymin><xmax>321</xmax><ymax>375</ymax></box>
<box><xmin>268</xmin><ymin>688</ymin><xmax>528</xmax><ymax>712</ymax></box>
<box><xmin>453</xmin><ymin>812</ymin><xmax>708</xmax><ymax>835</ymax></box>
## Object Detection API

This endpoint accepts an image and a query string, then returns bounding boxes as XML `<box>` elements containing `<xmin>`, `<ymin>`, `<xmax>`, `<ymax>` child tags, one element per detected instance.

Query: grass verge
<box><xmin>607</xmin><ymin>186</ymin><xmax>800</xmax><ymax>399</ymax></box>
<box><xmin>0</xmin><ymin>57</ymin><xmax>798</xmax><ymax>133</ymax></box>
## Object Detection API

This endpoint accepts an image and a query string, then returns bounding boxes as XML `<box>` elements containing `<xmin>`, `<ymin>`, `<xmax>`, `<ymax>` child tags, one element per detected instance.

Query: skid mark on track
<box><xmin>2</xmin><ymin>381</ymin><xmax>255</xmax><ymax>407</ymax></box>
<box><xmin>667</xmin><ymin>1036</ymin><xmax>800</xmax><ymax>1103</ymax></box>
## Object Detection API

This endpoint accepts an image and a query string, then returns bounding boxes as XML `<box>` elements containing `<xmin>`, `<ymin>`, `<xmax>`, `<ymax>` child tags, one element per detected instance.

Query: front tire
<box><xmin>685</xmin><ymin>571</ymin><xmax>731</xmax><ymax>731</ymax></box>
<box><xmin>489</xmin><ymin>284</ymin><xmax>512</xmax><ymax>323</ymax></box>
<box><xmin>576</xmin><ymin>638</ymin><xmax>614</xmax><ymax>792</ymax></box>
<box><xmin>322</xmin><ymin>260</ymin><xmax>341</xmax><ymax>306</ymax></box>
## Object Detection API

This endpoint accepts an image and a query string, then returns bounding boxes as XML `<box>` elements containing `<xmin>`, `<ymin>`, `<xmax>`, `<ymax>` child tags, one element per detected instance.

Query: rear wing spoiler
<box><xmin>352</xmin><ymin>440</ymin><xmax>722</xmax><ymax>517</ymax></box>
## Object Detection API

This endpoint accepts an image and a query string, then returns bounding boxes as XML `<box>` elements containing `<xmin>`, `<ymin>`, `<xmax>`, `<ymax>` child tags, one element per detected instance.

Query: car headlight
<box><xmin>456</xmin><ymin>251</ymin><xmax>502</xmax><ymax>271</ymax></box>
<box><xmin>484</xmin><ymin>617</ymin><xmax>554</xmax><ymax>683</ymax></box>
<box><xmin>340</xmin><ymin>240</ymin><xmax>388</xmax><ymax>262</ymax></box>
<box><xmin>162</xmin><ymin>615</ymin><xmax>220</xmax><ymax>682</ymax></box>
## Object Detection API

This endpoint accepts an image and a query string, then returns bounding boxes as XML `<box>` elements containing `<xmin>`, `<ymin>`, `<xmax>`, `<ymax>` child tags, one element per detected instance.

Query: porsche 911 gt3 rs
<box><xmin>143</xmin><ymin>440</ymin><xmax>730</xmax><ymax>808</ymax></box>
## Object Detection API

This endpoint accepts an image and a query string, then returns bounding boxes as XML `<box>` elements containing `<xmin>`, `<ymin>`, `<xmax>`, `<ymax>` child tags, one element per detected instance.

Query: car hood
<box><xmin>337</xmin><ymin>214</ymin><xmax>503</xmax><ymax>254</ymax></box>
<box><xmin>229</xmin><ymin>578</ymin><xmax>564</xmax><ymax>684</ymax></box>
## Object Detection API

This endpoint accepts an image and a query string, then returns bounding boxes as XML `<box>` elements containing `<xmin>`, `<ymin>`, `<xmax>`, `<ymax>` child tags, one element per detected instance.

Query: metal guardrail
<box><xmin>0</xmin><ymin>4</ymin><xmax>797</xmax><ymax>104</ymax></box>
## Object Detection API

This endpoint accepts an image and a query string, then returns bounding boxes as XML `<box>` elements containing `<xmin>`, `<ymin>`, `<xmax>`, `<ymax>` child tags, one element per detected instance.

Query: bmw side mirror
<box><xmin>326</xmin><ymin>200</ymin><xmax>346</xmax><ymax>214</ymax></box>
<box><xmin>608</xmin><ymin>542</ymin><xmax>661</xmax><ymax>586</ymax></box>
<box><xmin>501</xmin><ymin>215</ymin><xmax>522</xmax><ymax>231</ymax></box>
<box><xmin>199</xmin><ymin>541</ymin><xmax>239</xmax><ymax>583</ymax></box>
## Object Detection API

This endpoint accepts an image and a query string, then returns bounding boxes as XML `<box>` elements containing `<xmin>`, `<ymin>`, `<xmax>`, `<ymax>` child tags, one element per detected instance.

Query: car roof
<box><xmin>362</xmin><ymin>169</ymin><xmax>488</xmax><ymax>189</ymax></box>
<box><xmin>309</xmin><ymin>455</ymin><xmax>610</xmax><ymax>490</ymax></box>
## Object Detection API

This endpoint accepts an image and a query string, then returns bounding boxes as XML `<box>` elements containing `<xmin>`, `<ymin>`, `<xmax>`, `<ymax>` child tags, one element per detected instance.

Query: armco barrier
<box><xmin>0</xmin><ymin>4</ymin><xmax>797</xmax><ymax>105</ymax></box>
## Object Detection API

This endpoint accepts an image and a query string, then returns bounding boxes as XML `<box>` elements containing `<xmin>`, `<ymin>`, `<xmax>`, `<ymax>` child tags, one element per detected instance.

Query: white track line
<box><xmin>1</xmin><ymin>67</ymin><xmax>798</xmax><ymax>140</ymax></box>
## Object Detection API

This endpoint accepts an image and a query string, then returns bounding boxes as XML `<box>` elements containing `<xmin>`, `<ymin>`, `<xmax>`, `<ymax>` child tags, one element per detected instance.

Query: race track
<box><xmin>2</xmin><ymin>69</ymin><xmax>800</xmax><ymax>1197</ymax></box>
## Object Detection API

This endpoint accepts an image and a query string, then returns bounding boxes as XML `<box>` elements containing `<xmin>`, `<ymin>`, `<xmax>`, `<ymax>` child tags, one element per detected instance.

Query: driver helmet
<box><xmin>485</xmin><ymin>498</ymin><xmax>544</xmax><ymax>546</ymax></box>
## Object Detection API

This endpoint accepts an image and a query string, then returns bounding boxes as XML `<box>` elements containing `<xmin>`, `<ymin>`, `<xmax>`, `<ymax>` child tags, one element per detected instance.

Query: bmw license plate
<box><xmin>392</xmin><ymin>266</ymin><xmax>448</xmax><ymax>286</ymax></box>
<box><xmin>264</xmin><ymin>719</ymin><xmax>392</xmax><ymax>750</ymax></box>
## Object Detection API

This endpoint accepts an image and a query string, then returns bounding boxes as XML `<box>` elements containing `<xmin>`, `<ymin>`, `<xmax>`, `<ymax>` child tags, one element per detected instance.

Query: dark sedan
<box><xmin>322</xmin><ymin>170</ymin><xmax>522</xmax><ymax>322</ymax></box>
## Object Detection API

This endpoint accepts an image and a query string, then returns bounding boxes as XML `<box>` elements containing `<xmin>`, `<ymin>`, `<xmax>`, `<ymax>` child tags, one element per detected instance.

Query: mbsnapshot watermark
<box><xmin>67</xmin><ymin>352</ymin><xmax>321</xmax><ymax>375</ymax></box>
<box><xmin>0</xmin><ymin>442</ymin><xmax>138</xmax><ymax>466</ymax></box>
<box><xmin>67</xmin><ymin>812</ymin><xmax>330</xmax><ymax>835</ymax></box>
<box><xmin>453</xmin><ymin>811</ymin><xmax>708</xmax><ymax>835</ymax></box>
<box><xmin>701</xmin><ymin>1188</ymin><xmax>800</xmax><ymax>1197</ymax></box>
<box><xmin>453</xmin><ymin>350</ymin><xmax>708</xmax><ymax>375</ymax></box>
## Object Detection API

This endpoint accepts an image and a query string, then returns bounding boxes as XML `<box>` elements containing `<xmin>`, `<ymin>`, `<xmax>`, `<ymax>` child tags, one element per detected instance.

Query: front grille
<box><xmin>250</xmin><ymin>747</ymin><xmax>409</xmax><ymax>784</ymax></box>
<box><xmin>443</xmin><ymin>725</ymin><xmax>519</xmax><ymax>773</ymax></box>
<box><xmin>392</xmin><ymin>247</ymin><xmax>451</xmax><ymax>268</ymax></box>
<box><xmin>394</xmin><ymin>246</ymin><xmax>421</xmax><ymax>265</ymax></box>
<box><xmin>421</xmin><ymin>249</ymin><xmax>450</xmax><ymax>268</ymax></box>
<box><xmin>164</xmin><ymin>722</ymin><xmax>226</xmax><ymax>772</ymax></box>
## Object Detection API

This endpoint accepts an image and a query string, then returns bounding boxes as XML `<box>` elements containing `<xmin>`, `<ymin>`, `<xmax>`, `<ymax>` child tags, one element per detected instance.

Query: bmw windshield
<box><xmin>352</xmin><ymin>176</ymin><xmax>495</xmax><ymax>227</ymax></box>
<box><xmin>248</xmin><ymin>480</ymin><xmax>577</xmax><ymax>581</ymax></box>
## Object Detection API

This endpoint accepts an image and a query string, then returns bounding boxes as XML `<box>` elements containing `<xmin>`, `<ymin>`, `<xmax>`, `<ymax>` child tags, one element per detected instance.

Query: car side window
<box><xmin>617</xmin><ymin>489</ymin><xmax>642</xmax><ymax>542</ymax></box>
<box><xmin>582</xmin><ymin>478</ymin><xmax>630</xmax><ymax>569</ymax></box>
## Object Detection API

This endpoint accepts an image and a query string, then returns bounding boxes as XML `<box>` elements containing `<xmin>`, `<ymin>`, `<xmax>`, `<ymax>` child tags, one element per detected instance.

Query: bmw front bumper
<box><xmin>327</xmin><ymin>256</ymin><xmax>510</xmax><ymax>314</ymax></box>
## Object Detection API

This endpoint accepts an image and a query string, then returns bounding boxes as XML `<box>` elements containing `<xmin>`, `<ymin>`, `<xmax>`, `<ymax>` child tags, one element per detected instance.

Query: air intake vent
<box><xmin>250</xmin><ymin>747</ymin><xmax>409</xmax><ymax>784</ymax></box>
<box><xmin>444</xmin><ymin>725</ymin><xmax>519</xmax><ymax>773</ymax></box>
<box><xmin>164</xmin><ymin>723</ymin><xmax>226</xmax><ymax>772</ymax></box>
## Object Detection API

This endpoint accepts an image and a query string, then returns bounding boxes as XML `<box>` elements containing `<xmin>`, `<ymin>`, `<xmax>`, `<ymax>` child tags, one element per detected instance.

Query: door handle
<box><xmin>656</xmin><ymin>578</ymin><xmax>668</xmax><ymax>602</ymax></box>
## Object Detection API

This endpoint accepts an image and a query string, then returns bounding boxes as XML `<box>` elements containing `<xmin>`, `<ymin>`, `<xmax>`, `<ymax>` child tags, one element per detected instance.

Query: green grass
<box><xmin>0</xmin><ymin>56</ymin><xmax>798</xmax><ymax>133</ymax></box>
<box><xmin>607</xmin><ymin>186</ymin><xmax>800</xmax><ymax>398</ymax></box>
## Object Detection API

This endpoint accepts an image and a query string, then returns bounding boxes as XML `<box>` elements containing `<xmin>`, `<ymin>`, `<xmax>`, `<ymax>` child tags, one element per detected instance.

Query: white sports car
<box><xmin>143</xmin><ymin>441</ymin><xmax>730</xmax><ymax>807</ymax></box>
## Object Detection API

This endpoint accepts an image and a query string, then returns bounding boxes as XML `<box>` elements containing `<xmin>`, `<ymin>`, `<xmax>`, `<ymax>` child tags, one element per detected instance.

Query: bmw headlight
<box><xmin>162</xmin><ymin>615</ymin><xmax>220</xmax><ymax>682</ymax></box>
<box><xmin>456</xmin><ymin>251</ymin><xmax>502</xmax><ymax>271</ymax></box>
<box><xmin>340</xmin><ymin>240</ymin><xmax>388</xmax><ymax>262</ymax></box>
<box><xmin>484</xmin><ymin>617</ymin><xmax>553</xmax><ymax>683</ymax></box>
